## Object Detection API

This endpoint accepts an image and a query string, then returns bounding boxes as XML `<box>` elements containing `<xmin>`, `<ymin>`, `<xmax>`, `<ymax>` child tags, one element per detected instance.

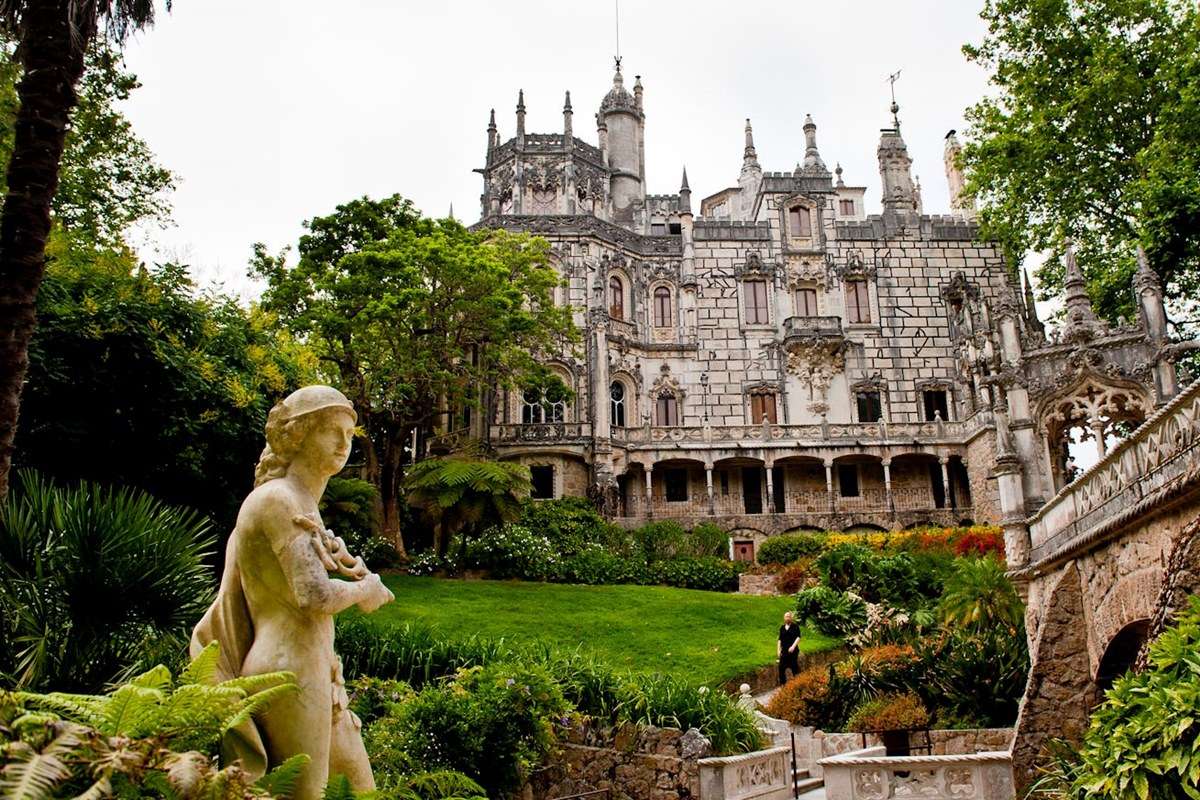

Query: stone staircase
<box><xmin>793</xmin><ymin>765</ymin><xmax>825</xmax><ymax>796</ymax></box>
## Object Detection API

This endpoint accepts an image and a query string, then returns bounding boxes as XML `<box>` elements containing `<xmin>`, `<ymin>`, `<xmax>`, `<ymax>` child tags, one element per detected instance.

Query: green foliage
<box><xmin>405</xmin><ymin>455</ymin><xmax>531</xmax><ymax>556</ymax></box>
<box><xmin>647</xmin><ymin>556</ymin><xmax>745</xmax><ymax>592</ymax></box>
<box><xmin>757</xmin><ymin>532</ymin><xmax>826</xmax><ymax>565</ymax></box>
<box><xmin>17</xmin><ymin>239</ymin><xmax>314</xmax><ymax>527</ymax></box>
<box><xmin>616</xmin><ymin>674</ymin><xmax>765</xmax><ymax>755</ymax></box>
<box><xmin>347</xmin><ymin>676</ymin><xmax>414</xmax><ymax>727</ymax></box>
<box><xmin>631</xmin><ymin>519</ymin><xmax>687</xmax><ymax>562</ymax></box>
<box><xmin>919</xmin><ymin>627</ymin><xmax>1029</xmax><ymax>729</ymax></box>
<box><xmin>0</xmin><ymin>472</ymin><xmax>216</xmax><ymax>692</ymax></box>
<box><xmin>321</xmin><ymin>477</ymin><xmax>397</xmax><ymax>569</ymax></box>
<box><xmin>794</xmin><ymin>586</ymin><xmax>868</xmax><ymax>638</ymax></box>
<box><xmin>252</xmin><ymin>197</ymin><xmax>578</xmax><ymax>548</ymax></box>
<box><xmin>938</xmin><ymin>556</ymin><xmax>1025</xmax><ymax>634</ymax></box>
<box><xmin>961</xmin><ymin>0</ymin><xmax>1200</xmax><ymax>321</ymax></box>
<box><xmin>687</xmin><ymin>522</ymin><xmax>731</xmax><ymax>558</ymax></box>
<box><xmin>517</xmin><ymin>497</ymin><xmax>618</xmax><ymax>556</ymax></box>
<box><xmin>846</xmin><ymin>692</ymin><xmax>930</xmax><ymax>733</ymax></box>
<box><xmin>461</xmin><ymin>524</ymin><xmax>559</xmax><ymax>580</ymax></box>
<box><xmin>1043</xmin><ymin>596</ymin><xmax>1200</xmax><ymax>799</ymax></box>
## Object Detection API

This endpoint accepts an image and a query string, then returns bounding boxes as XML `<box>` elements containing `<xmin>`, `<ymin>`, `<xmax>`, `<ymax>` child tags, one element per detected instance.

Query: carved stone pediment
<box><xmin>787</xmin><ymin>256</ymin><xmax>828</xmax><ymax>289</ymax></box>
<box><xmin>785</xmin><ymin>339</ymin><xmax>846</xmax><ymax>399</ymax></box>
<box><xmin>649</xmin><ymin>363</ymin><xmax>684</xmax><ymax>398</ymax></box>
<box><xmin>825</xmin><ymin>248</ymin><xmax>878</xmax><ymax>283</ymax></box>
<box><xmin>734</xmin><ymin>251</ymin><xmax>777</xmax><ymax>279</ymax></box>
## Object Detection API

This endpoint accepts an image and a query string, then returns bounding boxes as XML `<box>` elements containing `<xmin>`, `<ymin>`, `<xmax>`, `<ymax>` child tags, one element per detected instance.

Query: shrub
<box><xmin>348</xmin><ymin>676</ymin><xmax>414</xmax><ymax>726</ymax></box>
<box><xmin>757</xmin><ymin>532</ymin><xmax>826</xmax><ymax>565</ymax></box>
<box><xmin>632</xmin><ymin>520</ymin><xmax>688</xmax><ymax>562</ymax></box>
<box><xmin>953</xmin><ymin>528</ymin><xmax>1005</xmax><ymax>558</ymax></box>
<box><xmin>938</xmin><ymin>556</ymin><xmax>1024</xmax><ymax>633</ymax></box>
<box><xmin>390</xmin><ymin>662</ymin><xmax>567</xmax><ymax>796</ymax></box>
<box><xmin>921</xmin><ymin>626</ymin><xmax>1029</xmax><ymax>728</ymax></box>
<box><xmin>649</xmin><ymin>556</ymin><xmax>745</xmax><ymax>592</ymax></box>
<box><xmin>687</xmin><ymin>521</ymin><xmax>730</xmax><ymax>558</ymax></box>
<box><xmin>337</xmin><ymin>616</ymin><xmax>515</xmax><ymax>690</ymax></box>
<box><xmin>765</xmin><ymin>665</ymin><xmax>832</xmax><ymax>725</ymax></box>
<box><xmin>816</xmin><ymin>543</ymin><xmax>874</xmax><ymax>592</ymax></box>
<box><xmin>0</xmin><ymin>472</ymin><xmax>215</xmax><ymax>691</ymax></box>
<box><xmin>795</xmin><ymin>586</ymin><xmax>867</xmax><ymax>637</ymax></box>
<box><xmin>321</xmin><ymin>476</ymin><xmax>398</xmax><ymax>569</ymax></box>
<box><xmin>834</xmin><ymin>644</ymin><xmax>921</xmax><ymax>700</ymax></box>
<box><xmin>776</xmin><ymin>558</ymin><xmax>818</xmax><ymax>594</ymax></box>
<box><xmin>556</xmin><ymin>544</ymin><xmax>635</xmax><ymax>585</ymax></box>
<box><xmin>616</xmin><ymin>673</ymin><xmax>764</xmax><ymax>755</ymax></box>
<box><xmin>407</xmin><ymin>550</ymin><xmax>449</xmax><ymax>576</ymax></box>
<box><xmin>518</xmin><ymin>497</ymin><xmax>611</xmax><ymax>557</ymax></box>
<box><xmin>846</xmin><ymin>692</ymin><xmax>930</xmax><ymax>732</ymax></box>
<box><xmin>464</xmin><ymin>524</ymin><xmax>560</xmax><ymax>580</ymax></box>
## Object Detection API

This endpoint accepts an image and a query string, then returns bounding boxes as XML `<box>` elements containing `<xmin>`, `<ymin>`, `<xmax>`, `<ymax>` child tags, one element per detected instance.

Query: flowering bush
<box><xmin>407</xmin><ymin>550</ymin><xmax>446</xmax><ymax>576</ymax></box>
<box><xmin>757</xmin><ymin>532</ymin><xmax>827</xmax><ymax>565</ymax></box>
<box><xmin>954</xmin><ymin>528</ymin><xmax>1005</xmax><ymax>558</ymax></box>
<box><xmin>846</xmin><ymin>692</ymin><xmax>930</xmax><ymax>732</ymax></box>
<box><xmin>764</xmin><ymin>666</ymin><xmax>831</xmax><ymax>725</ymax></box>
<box><xmin>464</xmin><ymin>524</ymin><xmax>560</xmax><ymax>580</ymax></box>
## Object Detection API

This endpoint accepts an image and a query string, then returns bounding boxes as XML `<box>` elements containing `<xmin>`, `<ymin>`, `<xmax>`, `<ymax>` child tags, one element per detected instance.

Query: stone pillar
<box><xmin>592</xmin><ymin>318</ymin><xmax>611</xmax><ymax>441</ymax></box>
<box><xmin>939</xmin><ymin>456</ymin><xmax>951</xmax><ymax>509</ymax></box>
<box><xmin>882</xmin><ymin>459</ymin><xmax>894</xmax><ymax>512</ymax></box>
<box><xmin>705</xmin><ymin>463</ymin><xmax>715</xmax><ymax>515</ymax></box>
<box><xmin>643</xmin><ymin>465</ymin><xmax>653</xmax><ymax>518</ymax></box>
<box><xmin>824</xmin><ymin>460</ymin><xmax>835</xmax><ymax>513</ymax></box>
<box><xmin>764</xmin><ymin>462</ymin><xmax>775</xmax><ymax>513</ymax></box>
<box><xmin>1090</xmin><ymin>418</ymin><xmax>1107</xmax><ymax>458</ymax></box>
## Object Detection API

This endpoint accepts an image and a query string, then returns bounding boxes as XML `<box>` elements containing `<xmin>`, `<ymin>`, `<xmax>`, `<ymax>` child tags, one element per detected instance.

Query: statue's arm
<box><xmin>260</xmin><ymin>500</ymin><xmax>383</xmax><ymax>615</ymax></box>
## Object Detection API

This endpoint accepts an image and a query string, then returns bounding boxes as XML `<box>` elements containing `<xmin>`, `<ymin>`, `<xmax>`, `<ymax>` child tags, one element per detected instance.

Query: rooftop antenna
<box><xmin>614</xmin><ymin>0</ymin><xmax>622</xmax><ymax>72</ymax></box>
<box><xmin>887</xmin><ymin>69</ymin><xmax>902</xmax><ymax>129</ymax></box>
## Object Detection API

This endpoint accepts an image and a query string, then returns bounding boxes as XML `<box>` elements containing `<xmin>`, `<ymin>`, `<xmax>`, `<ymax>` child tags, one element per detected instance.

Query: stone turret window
<box><xmin>788</xmin><ymin>206</ymin><xmax>812</xmax><ymax>238</ymax></box>
<box><xmin>794</xmin><ymin>287</ymin><xmax>818</xmax><ymax>316</ymax></box>
<box><xmin>750</xmin><ymin>393</ymin><xmax>778</xmax><ymax>424</ymax></box>
<box><xmin>609</xmin><ymin>276</ymin><xmax>624</xmax><ymax>319</ymax></box>
<box><xmin>855</xmin><ymin>391</ymin><xmax>883</xmax><ymax>423</ymax></box>
<box><xmin>653</xmin><ymin>286</ymin><xmax>672</xmax><ymax>327</ymax></box>
<box><xmin>610</xmin><ymin>382</ymin><xmax>626</xmax><ymax>427</ymax></box>
<box><xmin>656</xmin><ymin>395</ymin><xmax>679</xmax><ymax>426</ymax></box>
<box><xmin>845</xmin><ymin>279</ymin><xmax>871</xmax><ymax>324</ymax></box>
<box><xmin>743</xmin><ymin>279</ymin><xmax>770</xmax><ymax>325</ymax></box>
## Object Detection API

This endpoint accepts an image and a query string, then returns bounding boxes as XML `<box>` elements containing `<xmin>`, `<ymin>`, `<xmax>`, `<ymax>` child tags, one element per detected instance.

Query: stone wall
<box><xmin>526</xmin><ymin>720</ymin><xmax>710</xmax><ymax>800</ymax></box>
<box><xmin>737</xmin><ymin>573</ymin><xmax>779</xmax><ymax>596</ymax></box>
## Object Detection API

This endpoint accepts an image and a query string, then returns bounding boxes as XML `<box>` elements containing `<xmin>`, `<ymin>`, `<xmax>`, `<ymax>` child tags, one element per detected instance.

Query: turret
<box><xmin>1134</xmin><ymin>246</ymin><xmax>1168</xmax><ymax>341</ymax></box>
<box><xmin>799</xmin><ymin>114</ymin><xmax>828</xmax><ymax>175</ymax></box>
<box><xmin>1062</xmin><ymin>243</ymin><xmax>1099</xmax><ymax>330</ymax></box>
<box><xmin>739</xmin><ymin>118</ymin><xmax>763</xmax><ymax>220</ymax></box>
<box><xmin>1023</xmin><ymin>269</ymin><xmax>1045</xmax><ymax>338</ymax></box>
<box><xmin>486</xmin><ymin>108</ymin><xmax>497</xmax><ymax>154</ymax></box>
<box><xmin>515</xmin><ymin>90</ymin><xmax>526</xmax><ymax>143</ymax></box>
<box><xmin>944</xmin><ymin>130</ymin><xmax>976</xmax><ymax>220</ymax></box>
<box><xmin>598</xmin><ymin>64</ymin><xmax>644</xmax><ymax>219</ymax></box>
<box><xmin>563</xmin><ymin>91</ymin><xmax>573</xmax><ymax>140</ymax></box>
<box><xmin>679</xmin><ymin>166</ymin><xmax>692</xmax><ymax>214</ymax></box>
<box><xmin>878</xmin><ymin>103</ymin><xmax>917</xmax><ymax>214</ymax></box>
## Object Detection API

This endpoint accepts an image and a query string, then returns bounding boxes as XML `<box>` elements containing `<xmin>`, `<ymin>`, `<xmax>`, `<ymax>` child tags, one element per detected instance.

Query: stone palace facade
<box><xmin>468</xmin><ymin>66</ymin><xmax>1187</xmax><ymax>562</ymax></box>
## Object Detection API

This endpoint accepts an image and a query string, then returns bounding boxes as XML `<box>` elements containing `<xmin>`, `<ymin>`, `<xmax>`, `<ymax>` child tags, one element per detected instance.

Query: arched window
<box><xmin>521</xmin><ymin>388</ymin><xmax>544</xmax><ymax>424</ymax></box>
<box><xmin>610</xmin><ymin>382</ymin><xmax>626</xmax><ymax>427</ymax></box>
<box><xmin>609</xmin><ymin>276</ymin><xmax>624</xmax><ymax>319</ymax></box>
<box><xmin>655</xmin><ymin>395</ymin><xmax>679</xmax><ymax>426</ymax></box>
<box><xmin>788</xmin><ymin>206</ymin><xmax>812</xmax><ymax>238</ymax></box>
<box><xmin>653</xmin><ymin>286</ymin><xmax>672</xmax><ymax>327</ymax></box>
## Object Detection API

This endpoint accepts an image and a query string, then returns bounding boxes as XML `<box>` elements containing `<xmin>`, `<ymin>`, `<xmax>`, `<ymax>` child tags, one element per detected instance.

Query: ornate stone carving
<box><xmin>733</xmin><ymin>250</ymin><xmax>777</xmax><ymax>279</ymax></box>
<box><xmin>649</xmin><ymin>362</ymin><xmax>684</xmax><ymax>398</ymax></box>
<box><xmin>826</xmin><ymin>247</ymin><xmax>879</xmax><ymax>283</ymax></box>
<box><xmin>786</xmin><ymin>338</ymin><xmax>845</xmax><ymax>400</ymax></box>
<box><xmin>787</xmin><ymin>256</ymin><xmax>829</xmax><ymax>289</ymax></box>
<box><xmin>525</xmin><ymin>158</ymin><xmax>563</xmax><ymax>194</ymax></box>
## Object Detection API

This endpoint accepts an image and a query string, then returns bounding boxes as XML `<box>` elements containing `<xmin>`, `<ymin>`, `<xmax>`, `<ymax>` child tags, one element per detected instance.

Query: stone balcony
<box><xmin>493</xmin><ymin>422</ymin><xmax>592</xmax><ymax>445</ymax></box>
<box><xmin>782</xmin><ymin>314</ymin><xmax>844</xmax><ymax>341</ymax></box>
<box><xmin>611</xmin><ymin>417</ymin><xmax>979</xmax><ymax>450</ymax></box>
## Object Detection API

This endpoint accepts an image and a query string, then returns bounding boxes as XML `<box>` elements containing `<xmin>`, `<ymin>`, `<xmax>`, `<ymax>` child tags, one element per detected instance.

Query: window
<box><xmin>845</xmin><ymin>279</ymin><xmax>871</xmax><ymax>324</ymax></box>
<box><xmin>856</xmin><ymin>391</ymin><xmax>883</xmax><ymax>423</ymax></box>
<box><xmin>838</xmin><ymin>464</ymin><xmax>860</xmax><ymax>497</ymax></box>
<box><xmin>651</xmin><ymin>223</ymin><xmax>667</xmax><ymax>235</ymax></box>
<box><xmin>794</xmin><ymin>287</ymin><xmax>818</xmax><ymax>316</ymax></box>
<box><xmin>788</xmin><ymin>206</ymin><xmax>812</xmax><ymax>238</ymax></box>
<box><xmin>750</xmin><ymin>393</ymin><xmax>778</xmax><ymax>424</ymax></box>
<box><xmin>743</xmin><ymin>279</ymin><xmax>769</xmax><ymax>325</ymax></box>
<box><xmin>653</xmin><ymin>286</ymin><xmax>672</xmax><ymax>327</ymax></box>
<box><xmin>720</xmin><ymin>471</ymin><xmax>729</xmax><ymax>495</ymax></box>
<box><xmin>923</xmin><ymin>389</ymin><xmax>950</xmax><ymax>421</ymax></box>
<box><xmin>608</xmin><ymin>276</ymin><xmax>624</xmax><ymax>319</ymax></box>
<box><xmin>610</xmin><ymin>382</ymin><xmax>626</xmax><ymax>427</ymax></box>
<box><xmin>530</xmin><ymin>465</ymin><xmax>555</xmax><ymax>499</ymax></box>
<box><xmin>655</xmin><ymin>395</ymin><xmax>679</xmax><ymax>426</ymax></box>
<box><xmin>839</xmin><ymin>199</ymin><xmax>855</xmax><ymax>216</ymax></box>
<box><xmin>521</xmin><ymin>388</ymin><xmax>544</xmax><ymax>424</ymax></box>
<box><xmin>665</xmin><ymin>469</ymin><xmax>688</xmax><ymax>502</ymax></box>
<box><xmin>668</xmin><ymin>222</ymin><xmax>682</xmax><ymax>235</ymax></box>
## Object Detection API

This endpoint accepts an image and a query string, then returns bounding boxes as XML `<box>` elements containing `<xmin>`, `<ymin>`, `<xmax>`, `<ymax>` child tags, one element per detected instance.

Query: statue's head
<box><xmin>254</xmin><ymin>386</ymin><xmax>357</xmax><ymax>487</ymax></box>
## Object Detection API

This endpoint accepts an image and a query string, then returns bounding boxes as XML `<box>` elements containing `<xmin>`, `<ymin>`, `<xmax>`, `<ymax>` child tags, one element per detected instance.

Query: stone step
<box><xmin>794</xmin><ymin>775</ymin><xmax>824</xmax><ymax>794</ymax></box>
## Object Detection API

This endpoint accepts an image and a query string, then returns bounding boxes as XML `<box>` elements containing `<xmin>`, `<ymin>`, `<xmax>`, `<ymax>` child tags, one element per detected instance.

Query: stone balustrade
<box><xmin>611</xmin><ymin>416</ymin><xmax>979</xmax><ymax>448</ymax></box>
<box><xmin>493</xmin><ymin>421</ymin><xmax>592</xmax><ymax>444</ymax></box>
<box><xmin>697</xmin><ymin>746</ymin><xmax>793</xmax><ymax>800</ymax></box>
<box><xmin>782</xmin><ymin>314</ymin><xmax>845</xmax><ymax>339</ymax></box>
<box><xmin>820</xmin><ymin>748</ymin><xmax>1015</xmax><ymax>800</ymax></box>
<box><xmin>1027</xmin><ymin>379</ymin><xmax>1200</xmax><ymax>567</ymax></box>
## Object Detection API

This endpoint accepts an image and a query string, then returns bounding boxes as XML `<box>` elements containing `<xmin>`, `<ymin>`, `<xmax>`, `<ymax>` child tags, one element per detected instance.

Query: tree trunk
<box><xmin>378</xmin><ymin>431</ymin><xmax>408</xmax><ymax>558</ymax></box>
<box><xmin>0</xmin><ymin>2</ymin><xmax>91</xmax><ymax>497</ymax></box>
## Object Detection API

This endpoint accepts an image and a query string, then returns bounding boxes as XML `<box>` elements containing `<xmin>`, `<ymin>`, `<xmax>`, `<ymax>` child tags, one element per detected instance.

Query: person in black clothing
<box><xmin>777</xmin><ymin>611</ymin><xmax>802</xmax><ymax>684</ymax></box>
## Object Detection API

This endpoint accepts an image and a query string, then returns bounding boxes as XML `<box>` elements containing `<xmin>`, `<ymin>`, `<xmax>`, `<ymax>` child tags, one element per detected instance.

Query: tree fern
<box><xmin>405</xmin><ymin>455</ymin><xmax>531</xmax><ymax>556</ymax></box>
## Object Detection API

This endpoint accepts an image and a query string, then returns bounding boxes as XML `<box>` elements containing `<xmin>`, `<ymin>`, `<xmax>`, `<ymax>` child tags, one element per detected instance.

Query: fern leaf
<box><xmin>219</xmin><ymin>670</ymin><xmax>295</xmax><ymax>696</ymax></box>
<box><xmin>406</xmin><ymin>770</ymin><xmax>487</xmax><ymax>800</ymax></box>
<box><xmin>72</xmin><ymin>776</ymin><xmax>112</xmax><ymax>800</ymax></box>
<box><xmin>321</xmin><ymin>773</ymin><xmax>355</xmax><ymax>800</ymax></box>
<box><xmin>0</xmin><ymin>727</ymin><xmax>79</xmax><ymax>800</ymax></box>
<box><xmin>254</xmin><ymin>753</ymin><xmax>310</xmax><ymax>799</ymax></box>
<box><xmin>100</xmin><ymin>684</ymin><xmax>166</xmax><ymax>736</ymax></box>
<box><xmin>220</xmin><ymin>682</ymin><xmax>299</xmax><ymax>733</ymax></box>
<box><xmin>180</xmin><ymin>642</ymin><xmax>222</xmax><ymax>687</ymax></box>
<box><xmin>14</xmin><ymin>692</ymin><xmax>106</xmax><ymax>727</ymax></box>
<box><xmin>129</xmin><ymin>664</ymin><xmax>173</xmax><ymax>691</ymax></box>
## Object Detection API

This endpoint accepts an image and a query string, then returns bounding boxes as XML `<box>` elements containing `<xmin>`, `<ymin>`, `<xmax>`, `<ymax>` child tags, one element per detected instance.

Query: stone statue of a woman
<box><xmin>190</xmin><ymin>385</ymin><xmax>395</xmax><ymax>799</ymax></box>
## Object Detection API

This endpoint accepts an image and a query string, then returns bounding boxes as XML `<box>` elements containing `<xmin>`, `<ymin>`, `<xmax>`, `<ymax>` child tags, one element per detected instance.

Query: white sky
<box><xmin>119</xmin><ymin>0</ymin><xmax>998</xmax><ymax>295</ymax></box>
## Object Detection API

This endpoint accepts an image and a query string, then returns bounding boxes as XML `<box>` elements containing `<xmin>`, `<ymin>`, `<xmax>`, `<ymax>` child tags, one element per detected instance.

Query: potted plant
<box><xmin>846</xmin><ymin>692</ymin><xmax>930</xmax><ymax>756</ymax></box>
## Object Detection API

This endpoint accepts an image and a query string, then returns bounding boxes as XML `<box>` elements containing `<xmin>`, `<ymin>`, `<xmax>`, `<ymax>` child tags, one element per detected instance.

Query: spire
<box><xmin>835</xmin><ymin>162</ymin><xmax>844</xmax><ymax>188</ymax></box>
<box><xmin>563</xmin><ymin>90</ymin><xmax>573</xmax><ymax>140</ymax></box>
<box><xmin>486</xmin><ymin>108</ymin><xmax>497</xmax><ymax>153</ymax></box>
<box><xmin>679</xmin><ymin>166</ymin><xmax>691</xmax><ymax>214</ymax></box>
<box><xmin>516</xmin><ymin>90</ymin><xmax>526</xmax><ymax>139</ymax></box>
<box><xmin>1062</xmin><ymin>243</ymin><xmax>1099</xmax><ymax>328</ymax></box>
<box><xmin>1023</xmin><ymin>269</ymin><xmax>1038</xmax><ymax>318</ymax></box>
<box><xmin>633</xmin><ymin>74</ymin><xmax>643</xmax><ymax>111</ymax></box>
<box><xmin>878</xmin><ymin>123</ymin><xmax>916</xmax><ymax>213</ymax></box>
<box><xmin>743</xmin><ymin>118</ymin><xmax>759</xmax><ymax>167</ymax></box>
<box><xmin>914</xmin><ymin>174</ymin><xmax>924</xmax><ymax>214</ymax></box>
<box><xmin>448</xmin><ymin>202</ymin><xmax>455</xmax><ymax>221</ymax></box>
<box><xmin>801</xmin><ymin>114</ymin><xmax>828</xmax><ymax>174</ymax></box>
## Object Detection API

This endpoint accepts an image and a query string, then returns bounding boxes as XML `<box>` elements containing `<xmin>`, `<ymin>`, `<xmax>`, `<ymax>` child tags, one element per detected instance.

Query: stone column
<box><xmin>643</xmin><ymin>465</ymin><xmax>654</xmax><ymax>518</ymax></box>
<box><xmin>939</xmin><ymin>456</ymin><xmax>951</xmax><ymax>509</ymax></box>
<box><xmin>1090</xmin><ymin>418</ymin><xmax>1108</xmax><ymax>458</ymax></box>
<box><xmin>824</xmin><ymin>459</ymin><xmax>835</xmax><ymax>513</ymax></box>
<box><xmin>882</xmin><ymin>459</ymin><xmax>894</xmax><ymax>513</ymax></box>
<box><xmin>764</xmin><ymin>462</ymin><xmax>775</xmax><ymax>513</ymax></box>
<box><xmin>705</xmin><ymin>463</ymin><xmax>715</xmax><ymax>515</ymax></box>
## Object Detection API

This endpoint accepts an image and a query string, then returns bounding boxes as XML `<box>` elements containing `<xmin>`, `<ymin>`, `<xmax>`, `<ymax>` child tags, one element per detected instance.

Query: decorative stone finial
<box><xmin>801</xmin><ymin>114</ymin><xmax>828</xmax><ymax>174</ymax></box>
<box><xmin>835</xmin><ymin>162</ymin><xmax>844</xmax><ymax>187</ymax></box>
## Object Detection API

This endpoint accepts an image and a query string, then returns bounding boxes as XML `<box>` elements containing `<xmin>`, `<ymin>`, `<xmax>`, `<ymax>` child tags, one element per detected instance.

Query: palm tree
<box><xmin>938</xmin><ymin>555</ymin><xmax>1025</xmax><ymax>634</ymax></box>
<box><xmin>404</xmin><ymin>453</ymin><xmax>531</xmax><ymax>558</ymax></box>
<box><xmin>0</xmin><ymin>0</ymin><xmax>169</xmax><ymax>498</ymax></box>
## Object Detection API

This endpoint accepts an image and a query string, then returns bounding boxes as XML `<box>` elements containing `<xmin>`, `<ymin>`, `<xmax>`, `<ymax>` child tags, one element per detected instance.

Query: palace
<box><xmin>470</xmin><ymin>65</ymin><xmax>1185</xmax><ymax>563</ymax></box>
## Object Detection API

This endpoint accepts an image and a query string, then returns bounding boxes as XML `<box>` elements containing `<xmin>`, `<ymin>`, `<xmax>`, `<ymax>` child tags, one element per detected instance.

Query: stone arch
<box><xmin>648</xmin><ymin>280</ymin><xmax>675</xmax><ymax>330</ymax></box>
<box><xmin>842</xmin><ymin>522</ymin><xmax>887</xmax><ymax>533</ymax></box>
<box><xmin>609</xmin><ymin>371</ymin><xmax>639</xmax><ymax>429</ymax></box>
<box><xmin>1096</xmin><ymin>619</ymin><xmax>1151</xmax><ymax>694</ymax></box>
<box><xmin>607</xmin><ymin>268</ymin><xmax>632</xmax><ymax>321</ymax></box>
<box><xmin>1089</xmin><ymin>564</ymin><xmax>1162</xmax><ymax>676</ymax></box>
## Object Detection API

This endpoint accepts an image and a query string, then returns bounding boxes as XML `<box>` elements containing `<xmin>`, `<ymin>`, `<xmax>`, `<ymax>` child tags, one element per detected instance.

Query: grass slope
<box><xmin>372</xmin><ymin>576</ymin><xmax>839</xmax><ymax>686</ymax></box>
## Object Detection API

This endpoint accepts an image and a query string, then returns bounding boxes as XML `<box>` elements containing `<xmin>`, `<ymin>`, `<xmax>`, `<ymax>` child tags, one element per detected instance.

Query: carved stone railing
<box><xmin>609</xmin><ymin>417</ymin><xmax>980</xmax><ymax>449</ymax></box>
<box><xmin>783</xmin><ymin>315</ymin><xmax>844</xmax><ymax>339</ymax></box>
<box><xmin>820</xmin><ymin>748</ymin><xmax>1015</xmax><ymax>800</ymax></box>
<box><xmin>1027</xmin><ymin>379</ymin><xmax>1200</xmax><ymax>567</ymax></box>
<box><xmin>698</xmin><ymin>746</ymin><xmax>792</xmax><ymax>800</ymax></box>
<box><xmin>492</xmin><ymin>422</ymin><xmax>592</xmax><ymax>444</ymax></box>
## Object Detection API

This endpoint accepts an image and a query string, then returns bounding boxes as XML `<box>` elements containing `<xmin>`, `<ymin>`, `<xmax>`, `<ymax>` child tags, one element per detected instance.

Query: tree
<box><xmin>961</xmin><ymin>0</ymin><xmax>1200</xmax><ymax>322</ymax></box>
<box><xmin>14</xmin><ymin>232</ymin><xmax>315</xmax><ymax>526</ymax></box>
<box><xmin>938</xmin><ymin>556</ymin><xmax>1025</xmax><ymax>634</ymax></box>
<box><xmin>0</xmin><ymin>0</ymin><xmax>171</xmax><ymax>498</ymax></box>
<box><xmin>404</xmin><ymin>453</ymin><xmax>531</xmax><ymax>558</ymax></box>
<box><xmin>252</xmin><ymin>196</ymin><xmax>577</xmax><ymax>554</ymax></box>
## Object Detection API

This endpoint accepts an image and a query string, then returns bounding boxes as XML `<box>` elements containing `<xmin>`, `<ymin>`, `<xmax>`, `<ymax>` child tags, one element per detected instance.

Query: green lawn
<box><xmin>371</xmin><ymin>576</ymin><xmax>840</xmax><ymax>686</ymax></box>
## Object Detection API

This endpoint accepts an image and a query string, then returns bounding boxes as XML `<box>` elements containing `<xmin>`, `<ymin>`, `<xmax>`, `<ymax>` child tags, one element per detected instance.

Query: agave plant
<box><xmin>0</xmin><ymin>472</ymin><xmax>217</xmax><ymax>691</ymax></box>
<box><xmin>404</xmin><ymin>454</ymin><xmax>531</xmax><ymax>557</ymax></box>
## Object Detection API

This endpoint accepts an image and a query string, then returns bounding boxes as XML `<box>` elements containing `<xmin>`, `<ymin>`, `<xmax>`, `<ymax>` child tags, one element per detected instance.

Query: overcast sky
<box><xmin>119</xmin><ymin>0</ymin><xmax>997</xmax><ymax>294</ymax></box>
